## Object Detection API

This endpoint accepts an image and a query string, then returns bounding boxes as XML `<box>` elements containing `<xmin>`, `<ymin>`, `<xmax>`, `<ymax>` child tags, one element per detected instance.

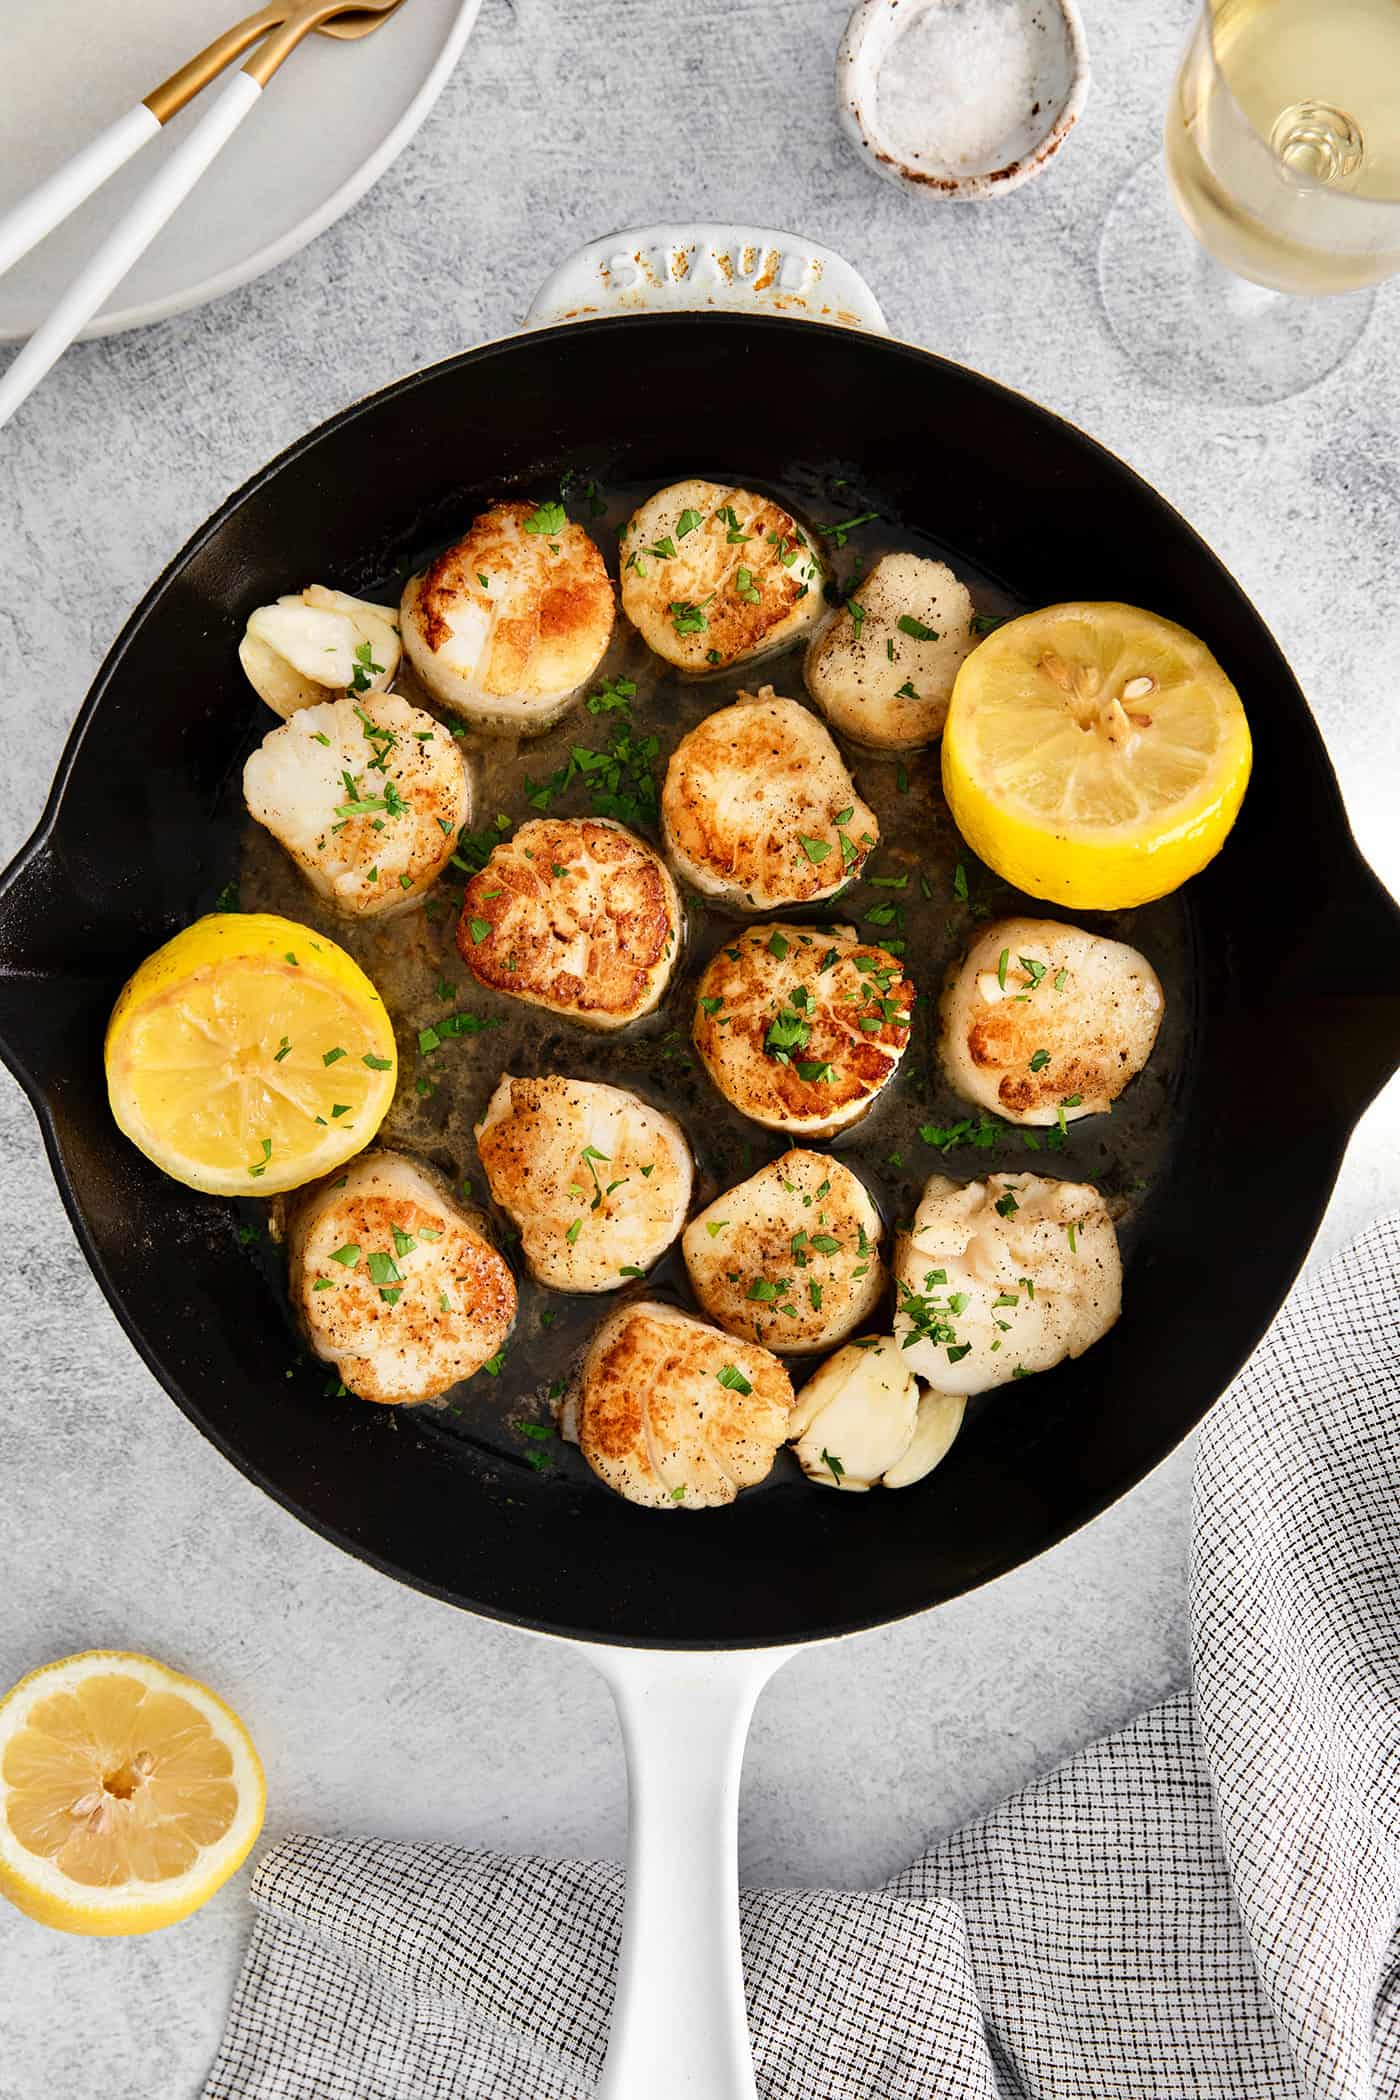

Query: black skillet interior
<box><xmin>2</xmin><ymin>315</ymin><xmax>1398</xmax><ymax>1648</ymax></box>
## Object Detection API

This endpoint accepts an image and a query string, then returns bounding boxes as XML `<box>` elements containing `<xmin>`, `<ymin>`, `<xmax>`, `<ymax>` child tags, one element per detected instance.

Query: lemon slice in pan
<box><xmin>942</xmin><ymin>602</ymin><xmax>1252</xmax><ymax>909</ymax></box>
<box><xmin>105</xmin><ymin>911</ymin><xmax>396</xmax><ymax>1196</ymax></box>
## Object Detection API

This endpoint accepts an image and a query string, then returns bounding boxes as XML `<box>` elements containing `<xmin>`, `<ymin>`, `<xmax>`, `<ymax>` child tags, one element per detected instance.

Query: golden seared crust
<box><xmin>475</xmin><ymin>1073</ymin><xmax>692</xmax><ymax>1292</ymax></box>
<box><xmin>577</xmin><ymin>1301</ymin><xmax>792</xmax><ymax>1509</ymax></box>
<box><xmin>457</xmin><ymin>817</ymin><xmax>681</xmax><ymax>1028</ymax></box>
<box><xmin>289</xmin><ymin>1152</ymin><xmax>516</xmax><ymax>1406</ymax></box>
<box><xmin>242</xmin><ymin>692</ymin><xmax>470</xmax><ymax>918</ymax></box>
<box><xmin>402</xmin><ymin>501</ymin><xmax>614</xmax><ymax>721</ymax></box>
<box><xmin>660</xmin><ymin>688</ymin><xmax>878</xmax><ymax>910</ymax></box>
<box><xmin>804</xmin><ymin>553</ymin><xmax>975</xmax><ymax>750</ymax></box>
<box><xmin>692</xmin><ymin>923</ymin><xmax>915</xmax><ymax>1136</ymax></box>
<box><xmin>619</xmin><ymin>480</ymin><xmax>826</xmax><ymax>672</ymax></box>
<box><xmin>940</xmin><ymin>918</ymin><xmax>1164</xmax><ymax>1126</ymax></box>
<box><xmin>682</xmin><ymin>1149</ymin><xmax>885</xmax><ymax>1352</ymax></box>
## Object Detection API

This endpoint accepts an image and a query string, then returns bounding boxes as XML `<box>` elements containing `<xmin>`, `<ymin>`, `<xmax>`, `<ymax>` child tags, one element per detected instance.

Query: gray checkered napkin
<box><xmin>205</xmin><ymin>1215</ymin><xmax>1400</xmax><ymax>2099</ymax></box>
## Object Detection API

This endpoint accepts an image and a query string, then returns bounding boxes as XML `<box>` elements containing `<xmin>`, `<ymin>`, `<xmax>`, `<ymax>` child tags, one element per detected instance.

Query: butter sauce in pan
<box><xmin>236</xmin><ymin>474</ymin><xmax>1193</xmax><ymax>1490</ymax></box>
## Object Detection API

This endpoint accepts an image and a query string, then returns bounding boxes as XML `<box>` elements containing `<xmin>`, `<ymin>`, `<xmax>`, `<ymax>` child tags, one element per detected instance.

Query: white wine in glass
<box><xmin>1100</xmin><ymin>0</ymin><xmax>1400</xmax><ymax>401</ymax></box>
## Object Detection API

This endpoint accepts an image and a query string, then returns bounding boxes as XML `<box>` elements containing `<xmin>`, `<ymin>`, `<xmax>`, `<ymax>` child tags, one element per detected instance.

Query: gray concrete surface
<box><xmin>1</xmin><ymin>0</ymin><xmax>1397</xmax><ymax>2092</ymax></box>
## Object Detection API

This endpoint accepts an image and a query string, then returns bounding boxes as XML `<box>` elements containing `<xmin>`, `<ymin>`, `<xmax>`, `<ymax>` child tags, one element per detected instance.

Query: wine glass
<box><xmin>1098</xmin><ymin>0</ymin><xmax>1400</xmax><ymax>404</ymax></box>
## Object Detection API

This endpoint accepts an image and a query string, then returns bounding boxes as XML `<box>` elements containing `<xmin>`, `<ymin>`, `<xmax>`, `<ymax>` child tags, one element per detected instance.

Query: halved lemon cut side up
<box><xmin>0</xmin><ymin>1651</ymin><xmax>265</xmax><ymax>1936</ymax></box>
<box><xmin>105</xmin><ymin>911</ymin><xmax>397</xmax><ymax>1196</ymax></box>
<box><xmin>942</xmin><ymin>602</ymin><xmax>1252</xmax><ymax>910</ymax></box>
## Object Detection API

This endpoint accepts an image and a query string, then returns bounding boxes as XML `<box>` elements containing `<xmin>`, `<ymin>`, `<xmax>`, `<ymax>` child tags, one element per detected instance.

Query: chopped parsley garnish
<box><xmin>676</xmin><ymin>507</ymin><xmax>703</xmax><ymax>537</ymax></box>
<box><xmin>524</xmin><ymin>500</ymin><xmax>566</xmax><ymax>535</ymax></box>
<box><xmin>821</xmin><ymin>1448</ymin><xmax>845</xmax><ymax>1485</ymax></box>
<box><xmin>847</xmin><ymin>599</ymin><xmax>867</xmax><ymax>640</ymax></box>
<box><xmin>897</xmin><ymin>614</ymin><xmax>939</xmax><ymax>641</ymax></box>
<box><xmin>585</xmin><ymin>676</ymin><xmax>637</xmax><ymax>715</ymax></box>
<box><xmin>995</xmin><ymin>1190</ymin><xmax>1021</xmax><ymax>1218</ymax></box>
<box><xmin>468</xmin><ymin>917</ymin><xmax>491</xmax><ymax>944</ymax></box>
<box><xmin>1029</xmin><ymin>1049</ymin><xmax>1051</xmax><ymax>1072</ymax></box>
<box><xmin>716</xmin><ymin>1364</ymin><xmax>753</xmax><ymax>1394</ymax></box>
<box><xmin>816</xmin><ymin>508</ymin><xmax>879</xmax><ymax>548</ymax></box>
<box><xmin>895</xmin><ymin>680</ymin><xmax>919</xmax><ymax>700</ymax></box>
<box><xmin>565</xmin><ymin>1218</ymin><xmax>583</xmax><ymax>1245</ymax></box>
<box><xmin>972</xmin><ymin>612</ymin><xmax>1009</xmax><ymax>635</ymax></box>
<box><xmin>764</xmin><ymin>1006</ymin><xmax>811</xmax><ymax>1060</ymax></box>
<box><xmin>273</xmin><ymin>1035</ymin><xmax>291</xmax><ymax>1061</ymax></box>
<box><xmin>798</xmin><ymin>835</ymin><xmax>833</xmax><ymax>864</ymax></box>
<box><xmin>362</xmin><ymin>1053</ymin><xmax>392</xmax><ymax>1070</ymax></box>
<box><xmin>766</xmin><ymin>930</ymin><xmax>790</xmax><ymax>960</ymax></box>
<box><xmin>796</xmin><ymin>1060</ymin><xmax>835</xmax><ymax>1083</ymax></box>
<box><xmin>919</xmin><ymin>1113</ymin><xmax>1006</xmax><ymax>1153</ymax></box>
<box><xmin>953</xmin><ymin>863</ymin><xmax>969</xmax><ymax>903</ymax></box>
<box><xmin>366</xmin><ymin>1251</ymin><xmax>401</xmax><ymax>1287</ymax></box>
<box><xmin>669</xmin><ymin>598</ymin><xmax>712</xmax><ymax>636</ymax></box>
<box><xmin>735</xmin><ymin>566</ymin><xmax>761</xmax><ymax>605</ymax></box>
<box><xmin>347</xmin><ymin>641</ymin><xmax>384</xmax><ymax>696</ymax></box>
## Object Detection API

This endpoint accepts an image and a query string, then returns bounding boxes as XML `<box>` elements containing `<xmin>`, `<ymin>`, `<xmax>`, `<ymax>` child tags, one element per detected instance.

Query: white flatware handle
<box><xmin>525</xmin><ymin>223</ymin><xmax>887</xmax><ymax>333</ymax></box>
<box><xmin>0</xmin><ymin>71</ymin><xmax>262</xmax><ymax>432</ymax></box>
<box><xmin>0</xmin><ymin>103</ymin><xmax>162</xmax><ymax>283</ymax></box>
<box><xmin>591</xmin><ymin>1644</ymin><xmax>799</xmax><ymax>2100</ymax></box>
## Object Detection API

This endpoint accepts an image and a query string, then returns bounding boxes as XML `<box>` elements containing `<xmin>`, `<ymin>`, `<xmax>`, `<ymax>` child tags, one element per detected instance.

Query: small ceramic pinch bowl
<box><xmin>837</xmin><ymin>0</ymin><xmax>1090</xmax><ymax>200</ymax></box>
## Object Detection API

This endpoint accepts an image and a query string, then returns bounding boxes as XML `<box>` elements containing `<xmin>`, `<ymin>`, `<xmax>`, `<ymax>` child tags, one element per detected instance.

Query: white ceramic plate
<box><xmin>0</xmin><ymin>0</ymin><xmax>482</xmax><ymax>342</ymax></box>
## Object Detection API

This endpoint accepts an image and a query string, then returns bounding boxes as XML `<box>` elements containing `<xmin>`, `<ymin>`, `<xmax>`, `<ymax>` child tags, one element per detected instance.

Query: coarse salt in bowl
<box><xmin>837</xmin><ymin>0</ymin><xmax>1090</xmax><ymax>200</ymax></box>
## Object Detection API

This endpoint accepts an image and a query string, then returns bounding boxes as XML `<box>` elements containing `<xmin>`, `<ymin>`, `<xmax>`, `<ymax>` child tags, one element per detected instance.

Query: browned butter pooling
<box><xmin>235</xmin><ymin>473</ymin><xmax>1194</xmax><ymax>1490</ymax></box>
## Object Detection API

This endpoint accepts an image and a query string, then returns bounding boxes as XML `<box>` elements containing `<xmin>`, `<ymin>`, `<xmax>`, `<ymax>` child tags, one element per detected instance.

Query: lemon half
<box><xmin>942</xmin><ymin>603</ymin><xmax>1252</xmax><ymax>909</ymax></box>
<box><xmin>0</xmin><ymin>1651</ymin><xmax>265</xmax><ymax>1936</ymax></box>
<box><xmin>105</xmin><ymin>911</ymin><xmax>397</xmax><ymax>1196</ymax></box>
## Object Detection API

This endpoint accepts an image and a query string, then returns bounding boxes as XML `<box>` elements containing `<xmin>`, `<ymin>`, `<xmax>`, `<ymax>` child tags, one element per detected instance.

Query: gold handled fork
<box><xmin>0</xmin><ymin>1</ymin><xmax>409</xmax><ymax>430</ymax></box>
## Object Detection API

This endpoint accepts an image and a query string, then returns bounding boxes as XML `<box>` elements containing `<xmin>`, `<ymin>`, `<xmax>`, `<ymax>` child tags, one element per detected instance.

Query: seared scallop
<box><xmin>895</xmin><ymin>1172</ymin><xmax>1121</xmax><ymax>1396</ymax></box>
<box><xmin>804</xmin><ymin>554</ymin><xmax>975</xmax><ymax>749</ymax></box>
<box><xmin>476</xmin><ymin>1074</ymin><xmax>692</xmax><ymax>1292</ymax></box>
<box><xmin>941</xmin><ymin>919</ymin><xmax>1164</xmax><ymax>1126</ymax></box>
<box><xmin>619</xmin><ymin>480</ymin><xmax>825</xmax><ymax>673</ymax></box>
<box><xmin>400</xmin><ymin>500</ymin><xmax>614</xmax><ymax>734</ymax></box>
<box><xmin>457</xmin><ymin>817</ymin><xmax>680</xmax><ymax>1029</ymax></box>
<box><xmin>692</xmin><ymin>923</ymin><xmax>914</xmax><ymax>1138</ymax></box>
<box><xmin>239</xmin><ymin>585</ymin><xmax>401</xmax><ymax>719</ymax></box>
<box><xmin>575</xmin><ymin>1300</ymin><xmax>792</xmax><ymax>1509</ymax></box>
<box><xmin>243</xmin><ymin>692</ymin><xmax>470</xmax><ymax>917</ymax></box>
<box><xmin>788</xmin><ymin>1340</ymin><xmax>965</xmax><ymax>1490</ymax></box>
<box><xmin>289</xmin><ymin>1150</ymin><xmax>516</xmax><ymax>1406</ymax></box>
<box><xmin>682</xmin><ymin>1149</ymin><xmax>884</xmax><ymax>1352</ymax></box>
<box><xmin>661</xmin><ymin>689</ymin><xmax>878</xmax><ymax>910</ymax></box>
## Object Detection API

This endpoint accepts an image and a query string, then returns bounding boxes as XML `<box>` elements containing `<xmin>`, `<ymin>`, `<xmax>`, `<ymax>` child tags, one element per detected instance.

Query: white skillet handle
<box><xmin>0</xmin><ymin>70</ymin><xmax>262</xmax><ymax>432</ymax></box>
<box><xmin>525</xmin><ymin>223</ymin><xmax>887</xmax><ymax>333</ymax></box>
<box><xmin>591</xmin><ymin>1644</ymin><xmax>798</xmax><ymax>2100</ymax></box>
<box><xmin>0</xmin><ymin>103</ymin><xmax>162</xmax><ymax>284</ymax></box>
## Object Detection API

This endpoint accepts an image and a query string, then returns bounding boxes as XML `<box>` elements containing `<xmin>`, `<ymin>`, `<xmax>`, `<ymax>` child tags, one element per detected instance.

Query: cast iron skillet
<box><xmin>2</xmin><ymin>313</ymin><xmax>1398</xmax><ymax>1648</ymax></box>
